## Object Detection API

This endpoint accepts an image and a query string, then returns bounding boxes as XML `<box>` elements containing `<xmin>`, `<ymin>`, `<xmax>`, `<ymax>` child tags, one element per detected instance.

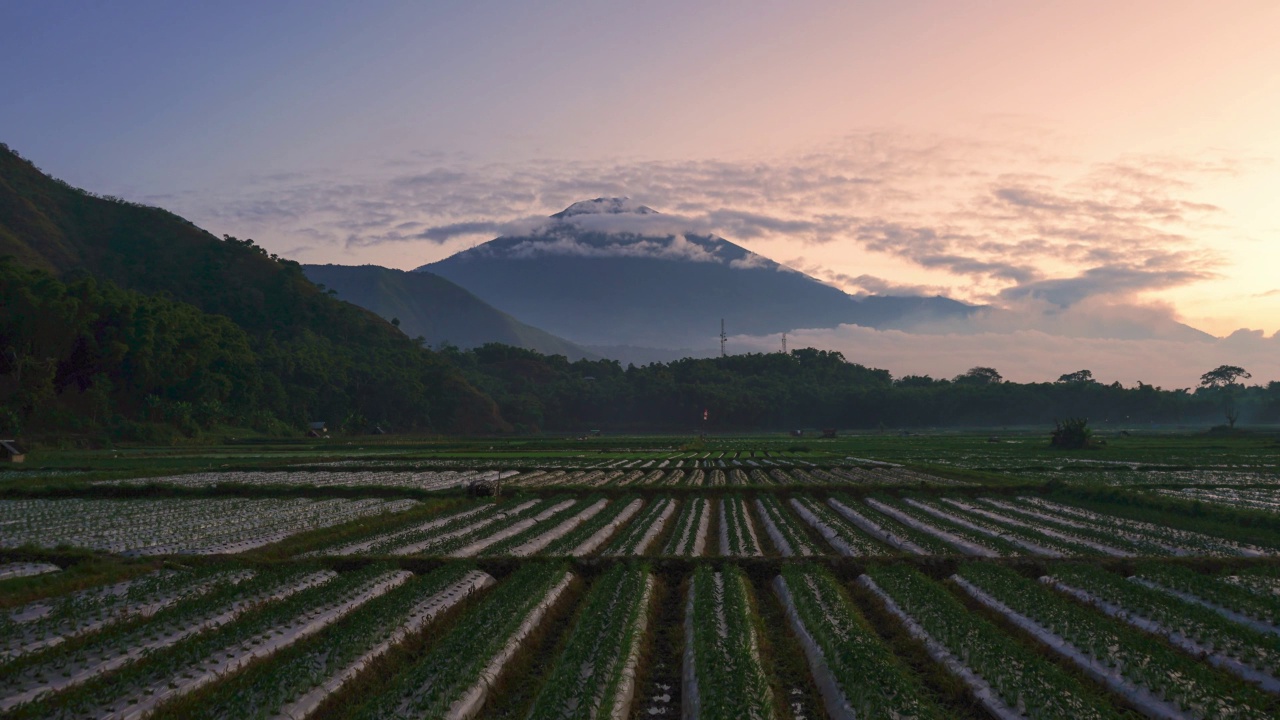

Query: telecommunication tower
<box><xmin>720</xmin><ymin>319</ymin><xmax>727</xmax><ymax>358</ymax></box>
<box><xmin>782</xmin><ymin>332</ymin><xmax>787</xmax><ymax>354</ymax></box>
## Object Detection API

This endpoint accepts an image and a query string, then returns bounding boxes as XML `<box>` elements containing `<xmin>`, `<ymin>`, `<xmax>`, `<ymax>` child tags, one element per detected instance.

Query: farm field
<box><xmin>3</xmin><ymin>431</ymin><xmax>1280</xmax><ymax>718</ymax></box>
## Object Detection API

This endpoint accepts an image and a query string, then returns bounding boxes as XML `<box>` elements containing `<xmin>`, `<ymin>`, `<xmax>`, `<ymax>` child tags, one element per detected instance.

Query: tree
<box><xmin>1199</xmin><ymin>365</ymin><xmax>1251</xmax><ymax>389</ymax></box>
<box><xmin>1199</xmin><ymin>365</ymin><xmax>1251</xmax><ymax>429</ymax></box>
<box><xmin>954</xmin><ymin>367</ymin><xmax>1003</xmax><ymax>385</ymax></box>
<box><xmin>1056</xmin><ymin>369</ymin><xmax>1095</xmax><ymax>384</ymax></box>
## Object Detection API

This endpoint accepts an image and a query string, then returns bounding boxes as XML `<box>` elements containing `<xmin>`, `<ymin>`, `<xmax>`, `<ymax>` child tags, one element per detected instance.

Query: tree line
<box><xmin>445</xmin><ymin>344</ymin><xmax>1280</xmax><ymax>433</ymax></box>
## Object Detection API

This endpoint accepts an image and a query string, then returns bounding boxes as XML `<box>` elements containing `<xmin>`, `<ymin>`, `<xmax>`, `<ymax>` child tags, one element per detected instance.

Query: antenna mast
<box><xmin>719</xmin><ymin>319</ymin><xmax>727</xmax><ymax>358</ymax></box>
<box><xmin>782</xmin><ymin>332</ymin><xmax>787</xmax><ymax>354</ymax></box>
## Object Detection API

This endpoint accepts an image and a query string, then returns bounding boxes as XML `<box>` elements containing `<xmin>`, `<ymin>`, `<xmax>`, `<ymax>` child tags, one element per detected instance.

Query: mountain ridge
<box><xmin>302</xmin><ymin>263</ymin><xmax>597</xmax><ymax>359</ymax></box>
<box><xmin>419</xmin><ymin>198</ymin><xmax>978</xmax><ymax>348</ymax></box>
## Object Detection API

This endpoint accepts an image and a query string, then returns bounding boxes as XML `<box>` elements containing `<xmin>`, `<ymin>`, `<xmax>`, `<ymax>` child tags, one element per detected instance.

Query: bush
<box><xmin>1050</xmin><ymin>417</ymin><xmax>1093</xmax><ymax>449</ymax></box>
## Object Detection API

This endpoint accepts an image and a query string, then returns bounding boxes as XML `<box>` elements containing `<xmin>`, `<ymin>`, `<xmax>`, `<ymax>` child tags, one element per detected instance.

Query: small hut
<box><xmin>1</xmin><ymin>440</ymin><xmax>25</xmax><ymax>463</ymax></box>
<box><xmin>307</xmin><ymin>422</ymin><xmax>327</xmax><ymax>438</ymax></box>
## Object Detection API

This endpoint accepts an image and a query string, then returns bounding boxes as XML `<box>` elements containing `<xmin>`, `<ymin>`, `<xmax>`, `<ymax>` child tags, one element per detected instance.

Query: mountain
<box><xmin>419</xmin><ymin>198</ymin><xmax>976</xmax><ymax>349</ymax></box>
<box><xmin>0</xmin><ymin>143</ymin><xmax>506</xmax><ymax>434</ymax></box>
<box><xmin>302</xmin><ymin>264</ymin><xmax>596</xmax><ymax>359</ymax></box>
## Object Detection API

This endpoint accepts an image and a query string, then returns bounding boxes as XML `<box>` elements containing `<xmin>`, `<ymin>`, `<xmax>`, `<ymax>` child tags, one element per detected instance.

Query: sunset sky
<box><xmin>4</xmin><ymin>1</ymin><xmax>1279</xmax><ymax>384</ymax></box>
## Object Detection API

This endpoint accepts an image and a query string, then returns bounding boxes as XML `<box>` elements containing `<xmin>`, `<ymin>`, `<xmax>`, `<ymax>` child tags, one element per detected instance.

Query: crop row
<box><xmin>954</xmin><ymin>562</ymin><xmax>1277</xmax><ymax>718</ymax></box>
<box><xmin>506</xmin><ymin>466</ymin><xmax>962</xmax><ymax>487</ymax></box>
<box><xmin>104</xmin><ymin>469</ymin><xmax>508</xmax><ymax>491</ymax></box>
<box><xmin>1</xmin><ymin>566</ymin><xmax>254</xmax><ymax>663</ymax></box>
<box><xmin>297</xmin><ymin>492</ymin><xmax>1280</xmax><ymax>560</ymax></box>
<box><xmin>0</xmin><ymin>498</ymin><xmax>418</xmax><ymax>555</ymax></box>
<box><xmin>0</xmin><ymin>562</ymin><xmax>60</xmax><ymax>582</ymax></box>
<box><xmin>10</xmin><ymin>559</ymin><xmax>1280</xmax><ymax>718</ymax></box>
<box><xmin>683</xmin><ymin>565</ymin><xmax>774</xmax><ymax>719</ymax></box>
<box><xmin>1154</xmin><ymin>486</ymin><xmax>1280</xmax><ymax>513</ymax></box>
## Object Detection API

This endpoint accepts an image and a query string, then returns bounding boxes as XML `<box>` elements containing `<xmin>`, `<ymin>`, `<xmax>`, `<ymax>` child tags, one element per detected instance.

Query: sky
<box><xmin>4</xmin><ymin>1</ymin><xmax>1279</xmax><ymax>385</ymax></box>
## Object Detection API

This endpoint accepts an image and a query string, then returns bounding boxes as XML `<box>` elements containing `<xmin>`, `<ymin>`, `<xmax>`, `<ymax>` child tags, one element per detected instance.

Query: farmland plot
<box><xmin>956</xmin><ymin>498</ymin><xmax>1139</xmax><ymax>557</ymax></box>
<box><xmin>788</xmin><ymin>497</ymin><xmax>889</xmax><ymax>556</ymax></box>
<box><xmin>382</xmin><ymin>498</ymin><xmax>546</xmax><ymax>556</ymax></box>
<box><xmin>719</xmin><ymin>497</ymin><xmax>762</xmax><ymax>557</ymax></box>
<box><xmin>346</xmin><ymin>563</ymin><xmax>572</xmax><ymax>719</ymax></box>
<box><xmin>773</xmin><ymin>565</ymin><xmax>943</xmax><ymax>719</ymax></box>
<box><xmin>5</xmin><ymin>563</ymin><xmax>371</xmax><ymax>712</ymax></box>
<box><xmin>601</xmin><ymin>498</ymin><xmax>677</xmax><ymax>556</ymax></box>
<box><xmin>313</xmin><ymin>500</ymin><xmax>497</xmax><ymax>556</ymax></box>
<box><xmin>860</xmin><ymin>564</ymin><xmax>1117</xmax><ymax>720</ymax></box>
<box><xmin>450</xmin><ymin>497</ymin><xmax>580</xmax><ymax>557</ymax></box>
<box><xmin>1153</xmin><ymin>487</ymin><xmax>1280</xmax><ymax>513</ymax></box>
<box><xmin>1132</xmin><ymin>563</ymin><xmax>1280</xmax><ymax>632</ymax></box>
<box><xmin>1</xmin><ymin>566</ymin><xmax>253</xmax><ymax>662</ymax></box>
<box><xmin>1044</xmin><ymin>564</ymin><xmax>1280</xmax><ymax>692</ymax></box>
<box><xmin>526</xmin><ymin>566</ymin><xmax>652</xmax><ymax>720</ymax></box>
<box><xmin>1015</xmin><ymin>497</ymin><xmax>1275</xmax><ymax>556</ymax></box>
<box><xmin>540</xmin><ymin>496</ymin><xmax>644</xmax><ymax>556</ymax></box>
<box><xmin>970</xmin><ymin>497</ymin><xmax>1188</xmax><ymax>556</ymax></box>
<box><xmin>491</xmin><ymin>497</ymin><xmax>611</xmax><ymax>556</ymax></box>
<box><xmin>153</xmin><ymin>566</ymin><xmax>495</xmax><ymax>720</ymax></box>
<box><xmin>0</xmin><ymin>563</ymin><xmax>59</xmax><ymax>582</ymax></box>
<box><xmin>106</xmin><ymin>469</ymin><xmax>509</xmax><ymax>491</ymax></box>
<box><xmin>902</xmin><ymin>498</ymin><xmax>1088</xmax><ymax>557</ymax></box>
<box><xmin>753</xmin><ymin>497</ymin><xmax>821</xmax><ymax>556</ymax></box>
<box><xmin>955</xmin><ymin>562</ymin><xmax>1277</xmax><ymax>719</ymax></box>
<box><xmin>683</xmin><ymin>566</ymin><xmax>774</xmax><ymax>720</ymax></box>
<box><xmin>0</xmin><ymin>498</ymin><xmax>418</xmax><ymax>555</ymax></box>
<box><xmin>864</xmin><ymin>497</ymin><xmax>1021</xmax><ymax>556</ymax></box>
<box><xmin>825</xmin><ymin>496</ymin><xmax>949</xmax><ymax>554</ymax></box>
<box><xmin>662</xmin><ymin>497</ymin><xmax>711</xmax><ymax>556</ymax></box>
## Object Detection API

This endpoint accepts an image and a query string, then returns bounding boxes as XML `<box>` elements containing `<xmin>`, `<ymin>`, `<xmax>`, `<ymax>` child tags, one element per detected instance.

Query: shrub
<box><xmin>1050</xmin><ymin>417</ymin><xmax>1093</xmax><ymax>449</ymax></box>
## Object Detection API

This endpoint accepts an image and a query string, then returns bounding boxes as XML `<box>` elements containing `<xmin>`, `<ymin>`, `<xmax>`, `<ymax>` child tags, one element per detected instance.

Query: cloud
<box><xmin>155</xmin><ymin>125</ymin><xmax>1244</xmax><ymax>317</ymax></box>
<box><xmin>996</xmin><ymin>264</ymin><xmax>1215</xmax><ymax>307</ymax></box>
<box><xmin>498</xmin><ymin>232</ymin><xmax>724</xmax><ymax>263</ymax></box>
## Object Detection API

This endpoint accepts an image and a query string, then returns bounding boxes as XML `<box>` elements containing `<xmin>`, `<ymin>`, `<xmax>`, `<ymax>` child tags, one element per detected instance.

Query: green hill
<box><xmin>303</xmin><ymin>264</ymin><xmax>596</xmax><ymax>360</ymax></box>
<box><xmin>0</xmin><ymin>143</ymin><xmax>507</xmax><ymax>436</ymax></box>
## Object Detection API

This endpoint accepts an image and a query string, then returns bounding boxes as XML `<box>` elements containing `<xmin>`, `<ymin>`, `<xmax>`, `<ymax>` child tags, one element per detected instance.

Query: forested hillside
<box><xmin>302</xmin><ymin>264</ymin><xmax>595</xmax><ymax>359</ymax></box>
<box><xmin>0</xmin><ymin>144</ymin><xmax>506</xmax><ymax>437</ymax></box>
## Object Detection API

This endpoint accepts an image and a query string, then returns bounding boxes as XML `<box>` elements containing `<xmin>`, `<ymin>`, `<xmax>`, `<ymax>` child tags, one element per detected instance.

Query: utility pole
<box><xmin>720</xmin><ymin>319</ymin><xmax>727</xmax><ymax>358</ymax></box>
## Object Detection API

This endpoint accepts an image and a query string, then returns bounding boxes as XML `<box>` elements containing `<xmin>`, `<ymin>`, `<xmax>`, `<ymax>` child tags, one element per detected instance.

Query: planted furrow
<box><xmin>860</xmin><ymin>565</ymin><xmax>1116</xmax><ymax>720</ymax></box>
<box><xmin>0</xmin><ymin>567</ymin><xmax>337</xmax><ymax>712</ymax></box>
<box><xmin>2</xmin><ymin>567</ymin><xmax>254</xmax><ymax>663</ymax></box>
<box><xmin>546</xmin><ymin>497</ymin><xmax>644</xmax><ymax>556</ymax></box>
<box><xmin>156</xmin><ymin>567</ymin><xmax>495</xmax><ymax>720</ymax></box>
<box><xmin>955</xmin><ymin>562</ymin><xmax>1276</xmax><ymax>719</ymax></box>
<box><xmin>824</xmin><ymin>498</ymin><xmax>929</xmax><ymax>554</ymax></box>
<box><xmin>719</xmin><ymin>497</ymin><xmax>761</xmax><ymax>557</ymax></box>
<box><xmin>507</xmin><ymin>498</ymin><xmax>611</xmax><ymax>556</ymax></box>
<box><xmin>347</xmin><ymin>563</ymin><xmax>573</xmax><ymax>719</ymax></box>
<box><xmin>1045</xmin><ymin>564</ymin><xmax>1280</xmax><ymax>692</ymax></box>
<box><xmin>526</xmin><ymin>566</ymin><xmax>653</xmax><ymax>720</ymax></box>
<box><xmin>789</xmin><ymin>497</ymin><xmax>888</xmax><ymax>556</ymax></box>
<box><xmin>663</xmin><ymin>498</ymin><xmax>711</xmax><ymax>557</ymax></box>
<box><xmin>7</xmin><ymin>566</ymin><xmax>403</xmax><ymax>719</ymax></box>
<box><xmin>774</xmin><ymin>566</ymin><xmax>943</xmax><ymax>719</ymax></box>
<box><xmin>683</xmin><ymin>566</ymin><xmax>774</xmax><ymax>720</ymax></box>
<box><xmin>388</xmin><ymin>499</ymin><xmax>541</xmax><ymax>555</ymax></box>
<box><xmin>865</xmin><ymin>497</ymin><xmax>1007</xmax><ymax>556</ymax></box>
<box><xmin>317</xmin><ymin>502</ymin><xmax>495</xmax><ymax>556</ymax></box>
<box><xmin>948</xmin><ymin>499</ymin><xmax>1133</xmax><ymax>557</ymax></box>
<box><xmin>753</xmin><ymin>497</ymin><xmax>819</xmax><ymax>556</ymax></box>
<box><xmin>602</xmin><ymin>498</ymin><xmax>677</xmax><ymax>556</ymax></box>
<box><xmin>902</xmin><ymin>498</ymin><xmax>1070</xmax><ymax>557</ymax></box>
